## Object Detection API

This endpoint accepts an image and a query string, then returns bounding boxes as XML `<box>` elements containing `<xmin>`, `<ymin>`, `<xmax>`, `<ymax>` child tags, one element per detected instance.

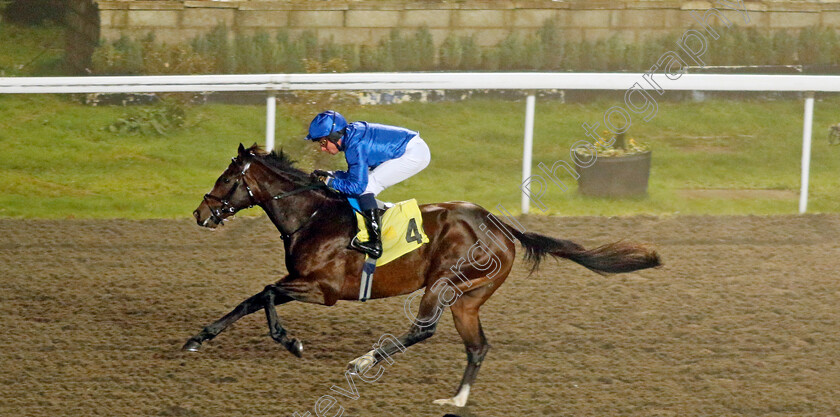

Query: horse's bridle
<box><xmin>203</xmin><ymin>159</ymin><xmax>257</xmax><ymax>225</ymax></box>
<box><xmin>202</xmin><ymin>158</ymin><xmax>326</xmax><ymax>237</ymax></box>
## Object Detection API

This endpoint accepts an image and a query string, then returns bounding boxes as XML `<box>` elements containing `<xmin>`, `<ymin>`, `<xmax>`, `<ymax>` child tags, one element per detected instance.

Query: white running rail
<box><xmin>3</xmin><ymin>72</ymin><xmax>838</xmax><ymax>213</ymax></box>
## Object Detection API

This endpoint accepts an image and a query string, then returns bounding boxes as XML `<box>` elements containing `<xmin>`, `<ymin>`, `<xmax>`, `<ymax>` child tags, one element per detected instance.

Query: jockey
<box><xmin>306</xmin><ymin>110</ymin><xmax>431</xmax><ymax>259</ymax></box>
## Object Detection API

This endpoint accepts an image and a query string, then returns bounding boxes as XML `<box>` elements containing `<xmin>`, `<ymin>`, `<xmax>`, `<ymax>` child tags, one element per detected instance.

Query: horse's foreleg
<box><xmin>183</xmin><ymin>276</ymin><xmax>323</xmax><ymax>353</ymax></box>
<box><xmin>182</xmin><ymin>278</ymin><xmax>297</xmax><ymax>352</ymax></box>
<box><xmin>182</xmin><ymin>290</ymin><xmax>278</xmax><ymax>351</ymax></box>
<box><xmin>348</xmin><ymin>288</ymin><xmax>443</xmax><ymax>373</ymax></box>
<box><xmin>262</xmin><ymin>284</ymin><xmax>303</xmax><ymax>357</ymax></box>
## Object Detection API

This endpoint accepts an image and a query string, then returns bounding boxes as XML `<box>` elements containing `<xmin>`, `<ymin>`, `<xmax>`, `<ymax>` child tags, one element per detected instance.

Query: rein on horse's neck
<box><xmin>250</xmin><ymin>156</ymin><xmax>330</xmax><ymax>240</ymax></box>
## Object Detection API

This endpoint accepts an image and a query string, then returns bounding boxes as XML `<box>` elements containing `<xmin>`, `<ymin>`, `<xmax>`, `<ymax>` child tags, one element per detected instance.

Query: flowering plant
<box><xmin>830</xmin><ymin>123</ymin><xmax>840</xmax><ymax>146</ymax></box>
<box><xmin>576</xmin><ymin>131</ymin><xmax>649</xmax><ymax>157</ymax></box>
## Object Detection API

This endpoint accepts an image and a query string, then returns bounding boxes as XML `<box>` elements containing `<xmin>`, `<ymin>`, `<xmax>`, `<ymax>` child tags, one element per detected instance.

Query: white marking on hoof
<box><xmin>433</xmin><ymin>384</ymin><xmax>470</xmax><ymax>407</ymax></box>
<box><xmin>348</xmin><ymin>350</ymin><xmax>376</xmax><ymax>374</ymax></box>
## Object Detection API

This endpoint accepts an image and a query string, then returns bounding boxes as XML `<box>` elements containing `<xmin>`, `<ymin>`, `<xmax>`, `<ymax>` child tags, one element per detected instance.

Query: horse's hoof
<box><xmin>347</xmin><ymin>351</ymin><xmax>376</xmax><ymax>374</ymax></box>
<box><xmin>287</xmin><ymin>338</ymin><xmax>303</xmax><ymax>358</ymax></box>
<box><xmin>433</xmin><ymin>384</ymin><xmax>471</xmax><ymax>407</ymax></box>
<box><xmin>433</xmin><ymin>397</ymin><xmax>466</xmax><ymax>407</ymax></box>
<box><xmin>182</xmin><ymin>339</ymin><xmax>202</xmax><ymax>352</ymax></box>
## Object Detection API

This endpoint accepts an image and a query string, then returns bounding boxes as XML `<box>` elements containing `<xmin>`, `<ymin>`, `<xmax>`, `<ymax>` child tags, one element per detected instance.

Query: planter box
<box><xmin>575</xmin><ymin>150</ymin><xmax>652</xmax><ymax>197</ymax></box>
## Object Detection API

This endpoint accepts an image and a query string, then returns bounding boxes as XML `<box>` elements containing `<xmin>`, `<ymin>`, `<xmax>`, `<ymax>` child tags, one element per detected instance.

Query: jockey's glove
<box><xmin>311</xmin><ymin>170</ymin><xmax>334</xmax><ymax>187</ymax></box>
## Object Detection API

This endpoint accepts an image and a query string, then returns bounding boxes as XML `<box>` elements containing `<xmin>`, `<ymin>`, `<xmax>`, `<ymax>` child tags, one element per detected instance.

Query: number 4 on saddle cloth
<box><xmin>349</xmin><ymin>198</ymin><xmax>430</xmax><ymax>301</ymax></box>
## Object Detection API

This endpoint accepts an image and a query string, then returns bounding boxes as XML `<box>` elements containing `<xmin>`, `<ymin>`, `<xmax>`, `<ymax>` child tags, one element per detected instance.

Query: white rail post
<box><xmin>521</xmin><ymin>94</ymin><xmax>536</xmax><ymax>214</ymax></box>
<box><xmin>266</xmin><ymin>90</ymin><xmax>276</xmax><ymax>151</ymax></box>
<box><xmin>799</xmin><ymin>92</ymin><xmax>815</xmax><ymax>214</ymax></box>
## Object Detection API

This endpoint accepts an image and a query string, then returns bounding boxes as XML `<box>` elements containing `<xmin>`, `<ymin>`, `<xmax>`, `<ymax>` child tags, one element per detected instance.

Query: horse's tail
<box><xmin>506</xmin><ymin>226</ymin><xmax>661</xmax><ymax>275</ymax></box>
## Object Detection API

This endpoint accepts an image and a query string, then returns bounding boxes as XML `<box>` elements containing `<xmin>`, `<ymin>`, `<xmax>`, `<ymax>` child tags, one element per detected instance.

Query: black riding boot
<box><xmin>352</xmin><ymin>209</ymin><xmax>383</xmax><ymax>258</ymax></box>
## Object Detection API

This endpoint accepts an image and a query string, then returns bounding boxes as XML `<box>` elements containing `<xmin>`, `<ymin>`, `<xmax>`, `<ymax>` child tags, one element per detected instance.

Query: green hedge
<box><xmin>91</xmin><ymin>20</ymin><xmax>840</xmax><ymax>75</ymax></box>
<box><xmin>2</xmin><ymin>0</ymin><xmax>66</xmax><ymax>26</ymax></box>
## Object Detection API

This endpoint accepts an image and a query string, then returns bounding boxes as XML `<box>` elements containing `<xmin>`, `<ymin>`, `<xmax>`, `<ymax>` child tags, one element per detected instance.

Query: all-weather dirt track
<box><xmin>1</xmin><ymin>214</ymin><xmax>839</xmax><ymax>417</ymax></box>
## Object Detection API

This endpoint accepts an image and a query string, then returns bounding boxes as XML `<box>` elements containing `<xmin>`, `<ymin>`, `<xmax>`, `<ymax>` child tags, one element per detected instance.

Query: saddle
<box><xmin>351</xmin><ymin>198</ymin><xmax>429</xmax><ymax>266</ymax></box>
<box><xmin>350</xmin><ymin>198</ymin><xmax>429</xmax><ymax>302</ymax></box>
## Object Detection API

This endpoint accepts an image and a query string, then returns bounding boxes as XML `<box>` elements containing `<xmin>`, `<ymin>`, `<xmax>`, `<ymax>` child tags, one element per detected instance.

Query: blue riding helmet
<box><xmin>305</xmin><ymin>110</ymin><xmax>348</xmax><ymax>141</ymax></box>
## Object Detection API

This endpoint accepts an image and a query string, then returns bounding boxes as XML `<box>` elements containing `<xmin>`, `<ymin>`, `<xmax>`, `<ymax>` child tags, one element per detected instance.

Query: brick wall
<box><xmin>91</xmin><ymin>1</ymin><xmax>840</xmax><ymax>46</ymax></box>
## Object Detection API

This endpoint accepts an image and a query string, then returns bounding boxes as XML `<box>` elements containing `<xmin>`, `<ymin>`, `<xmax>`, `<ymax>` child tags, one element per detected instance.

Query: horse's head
<box><xmin>193</xmin><ymin>143</ymin><xmax>259</xmax><ymax>228</ymax></box>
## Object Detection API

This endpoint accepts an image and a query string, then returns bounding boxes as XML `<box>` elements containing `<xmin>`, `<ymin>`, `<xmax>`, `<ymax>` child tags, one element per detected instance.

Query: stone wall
<box><xmin>66</xmin><ymin>0</ymin><xmax>100</xmax><ymax>72</ymax></box>
<box><xmin>92</xmin><ymin>1</ymin><xmax>840</xmax><ymax>47</ymax></box>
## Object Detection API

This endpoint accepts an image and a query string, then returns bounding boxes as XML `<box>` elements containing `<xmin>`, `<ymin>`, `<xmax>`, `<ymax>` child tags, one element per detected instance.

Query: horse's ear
<box><xmin>237</xmin><ymin>143</ymin><xmax>246</xmax><ymax>156</ymax></box>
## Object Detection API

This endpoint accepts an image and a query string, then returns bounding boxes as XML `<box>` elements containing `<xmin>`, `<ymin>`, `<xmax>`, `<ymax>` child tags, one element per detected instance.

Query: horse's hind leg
<box><xmin>348</xmin><ymin>288</ymin><xmax>444</xmax><ymax>373</ymax></box>
<box><xmin>433</xmin><ymin>284</ymin><xmax>497</xmax><ymax>407</ymax></box>
<box><xmin>182</xmin><ymin>283</ymin><xmax>292</xmax><ymax>352</ymax></box>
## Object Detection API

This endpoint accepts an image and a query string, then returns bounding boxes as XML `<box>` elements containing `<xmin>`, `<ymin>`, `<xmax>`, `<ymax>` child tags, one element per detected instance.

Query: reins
<box><xmin>269</xmin><ymin>184</ymin><xmax>324</xmax><ymax>201</ymax></box>
<box><xmin>268</xmin><ymin>183</ymin><xmax>325</xmax><ymax>240</ymax></box>
<box><xmin>242</xmin><ymin>157</ymin><xmax>329</xmax><ymax>240</ymax></box>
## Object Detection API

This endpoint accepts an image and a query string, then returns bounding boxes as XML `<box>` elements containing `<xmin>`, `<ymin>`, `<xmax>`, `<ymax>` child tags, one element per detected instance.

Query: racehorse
<box><xmin>185</xmin><ymin>144</ymin><xmax>661</xmax><ymax>407</ymax></box>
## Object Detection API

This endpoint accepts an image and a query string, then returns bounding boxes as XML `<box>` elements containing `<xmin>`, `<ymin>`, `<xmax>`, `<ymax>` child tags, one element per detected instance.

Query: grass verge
<box><xmin>1</xmin><ymin>94</ymin><xmax>839</xmax><ymax>219</ymax></box>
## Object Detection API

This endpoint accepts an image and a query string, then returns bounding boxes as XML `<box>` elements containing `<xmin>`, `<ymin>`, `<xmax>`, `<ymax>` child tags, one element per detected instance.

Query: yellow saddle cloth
<box><xmin>354</xmin><ymin>199</ymin><xmax>430</xmax><ymax>266</ymax></box>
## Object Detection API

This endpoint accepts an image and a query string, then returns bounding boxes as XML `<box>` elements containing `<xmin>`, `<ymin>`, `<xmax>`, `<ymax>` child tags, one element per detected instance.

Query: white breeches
<box><xmin>364</xmin><ymin>136</ymin><xmax>431</xmax><ymax>196</ymax></box>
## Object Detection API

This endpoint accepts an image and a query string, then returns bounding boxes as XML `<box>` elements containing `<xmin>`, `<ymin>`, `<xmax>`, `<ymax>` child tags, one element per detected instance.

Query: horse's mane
<box><xmin>247</xmin><ymin>144</ymin><xmax>311</xmax><ymax>180</ymax></box>
<box><xmin>246</xmin><ymin>144</ymin><xmax>343</xmax><ymax>200</ymax></box>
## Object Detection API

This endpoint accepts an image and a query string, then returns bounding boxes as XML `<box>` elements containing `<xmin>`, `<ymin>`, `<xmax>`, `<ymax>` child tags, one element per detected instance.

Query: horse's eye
<box><xmin>223</xmin><ymin>178</ymin><xmax>230</xmax><ymax>184</ymax></box>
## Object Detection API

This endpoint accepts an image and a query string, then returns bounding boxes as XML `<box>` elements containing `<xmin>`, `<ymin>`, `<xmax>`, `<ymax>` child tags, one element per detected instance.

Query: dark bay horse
<box><xmin>186</xmin><ymin>144</ymin><xmax>661</xmax><ymax>407</ymax></box>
